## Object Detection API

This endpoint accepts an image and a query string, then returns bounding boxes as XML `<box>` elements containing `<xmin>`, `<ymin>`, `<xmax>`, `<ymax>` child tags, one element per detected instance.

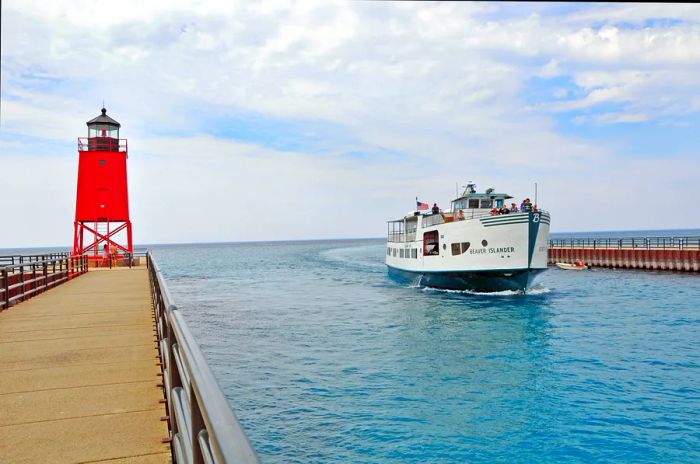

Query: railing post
<box><xmin>32</xmin><ymin>263</ymin><xmax>37</xmax><ymax>295</ymax></box>
<box><xmin>190</xmin><ymin>388</ymin><xmax>205</xmax><ymax>464</ymax></box>
<box><xmin>19</xmin><ymin>264</ymin><xmax>25</xmax><ymax>302</ymax></box>
<box><xmin>2</xmin><ymin>268</ymin><xmax>8</xmax><ymax>310</ymax></box>
<box><xmin>43</xmin><ymin>262</ymin><xmax>48</xmax><ymax>291</ymax></box>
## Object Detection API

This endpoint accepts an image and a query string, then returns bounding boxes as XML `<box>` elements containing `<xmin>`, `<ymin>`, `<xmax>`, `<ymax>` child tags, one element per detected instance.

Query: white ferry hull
<box><xmin>386</xmin><ymin>211</ymin><xmax>550</xmax><ymax>292</ymax></box>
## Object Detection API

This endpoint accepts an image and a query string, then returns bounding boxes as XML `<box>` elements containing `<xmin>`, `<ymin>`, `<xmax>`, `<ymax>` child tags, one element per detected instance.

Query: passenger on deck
<box><xmin>499</xmin><ymin>204</ymin><xmax>510</xmax><ymax>214</ymax></box>
<box><xmin>522</xmin><ymin>198</ymin><xmax>533</xmax><ymax>212</ymax></box>
<box><xmin>432</xmin><ymin>203</ymin><xmax>440</xmax><ymax>214</ymax></box>
<box><xmin>510</xmin><ymin>203</ymin><xmax>518</xmax><ymax>212</ymax></box>
<box><xmin>490</xmin><ymin>207</ymin><xmax>499</xmax><ymax>216</ymax></box>
<box><xmin>455</xmin><ymin>209</ymin><xmax>465</xmax><ymax>221</ymax></box>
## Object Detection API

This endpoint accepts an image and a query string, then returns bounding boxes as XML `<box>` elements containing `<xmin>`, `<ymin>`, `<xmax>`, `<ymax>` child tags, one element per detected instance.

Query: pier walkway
<box><xmin>0</xmin><ymin>266</ymin><xmax>170</xmax><ymax>463</ymax></box>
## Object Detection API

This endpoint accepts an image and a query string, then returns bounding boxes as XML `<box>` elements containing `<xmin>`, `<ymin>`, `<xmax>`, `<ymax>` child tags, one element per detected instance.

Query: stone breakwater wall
<box><xmin>548</xmin><ymin>247</ymin><xmax>699</xmax><ymax>272</ymax></box>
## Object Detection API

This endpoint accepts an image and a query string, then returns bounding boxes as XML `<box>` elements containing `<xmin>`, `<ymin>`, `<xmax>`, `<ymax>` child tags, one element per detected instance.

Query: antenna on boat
<box><xmin>535</xmin><ymin>182</ymin><xmax>538</xmax><ymax>206</ymax></box>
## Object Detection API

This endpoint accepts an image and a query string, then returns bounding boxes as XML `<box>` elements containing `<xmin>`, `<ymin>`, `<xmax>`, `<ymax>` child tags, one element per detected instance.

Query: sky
<box><xmin>1</xmin><ymin>1</ymin><xmax>699</xmax><ymax>247</ymax></box>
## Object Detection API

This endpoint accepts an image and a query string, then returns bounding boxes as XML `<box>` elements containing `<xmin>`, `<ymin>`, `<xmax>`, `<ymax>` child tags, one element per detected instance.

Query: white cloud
<box><xmin>1</xmin><ymin>1</ymin><xmax>699</xmax><ymax>246</ymax></box>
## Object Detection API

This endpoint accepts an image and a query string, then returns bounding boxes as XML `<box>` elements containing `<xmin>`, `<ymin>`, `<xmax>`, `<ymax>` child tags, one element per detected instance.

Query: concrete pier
<box><xmin>548</xmin><ymin>237</ymin><xmax>700</xmax><ymax>272</ymax></box>
<box><xmin>0</xmin><ymin>267</ymin><xmax>170</xmax><ymax>463</ymax></box>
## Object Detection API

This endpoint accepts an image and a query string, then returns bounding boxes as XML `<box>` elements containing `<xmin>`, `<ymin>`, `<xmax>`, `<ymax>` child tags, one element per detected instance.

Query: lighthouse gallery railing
<box><xmin>147</xmin><ymin>252</ymin><xmax>260</xmax><ymax>464</ymax></box>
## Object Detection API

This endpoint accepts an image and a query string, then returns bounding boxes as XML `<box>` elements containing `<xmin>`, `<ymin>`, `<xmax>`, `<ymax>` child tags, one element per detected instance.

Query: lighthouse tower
<box><xmin>72</xmin><ymin>108</ymin><xmax>133</xmax><ymax>260</ymax></box>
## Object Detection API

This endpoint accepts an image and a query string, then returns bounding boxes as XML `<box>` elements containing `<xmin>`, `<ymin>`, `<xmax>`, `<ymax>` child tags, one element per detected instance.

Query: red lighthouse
<box><xmin>72</xmin><ymin>108</ymin><xmax>133</xmax><ymax>260</ymax></box>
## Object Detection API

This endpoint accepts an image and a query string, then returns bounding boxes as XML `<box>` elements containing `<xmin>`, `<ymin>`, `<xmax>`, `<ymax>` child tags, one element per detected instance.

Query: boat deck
<box><xmin>0</xmin><ymin>267</ymin><xmax>170</xmax><ymax>463</ymax></box>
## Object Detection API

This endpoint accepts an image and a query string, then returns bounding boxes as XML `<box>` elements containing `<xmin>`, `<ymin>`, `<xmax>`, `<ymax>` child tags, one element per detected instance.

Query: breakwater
<box><xmin>548</xmin><ymin>236</ymin><xmax>700</xmax><ymax>272</ymax></box>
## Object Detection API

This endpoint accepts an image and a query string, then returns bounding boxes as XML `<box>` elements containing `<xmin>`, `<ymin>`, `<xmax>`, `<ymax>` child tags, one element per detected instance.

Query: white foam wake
<box><xmin>415</xmin><ymin>284</ymin><xmax>552</xmax><ymax>296</ymax></box>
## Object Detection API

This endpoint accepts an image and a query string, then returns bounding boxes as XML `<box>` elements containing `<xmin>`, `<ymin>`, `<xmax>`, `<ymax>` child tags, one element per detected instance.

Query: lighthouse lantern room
<box><xmin>73</xmin><ymin>108</ymin><xmax>133</xmax><ymax>261</ymax></box>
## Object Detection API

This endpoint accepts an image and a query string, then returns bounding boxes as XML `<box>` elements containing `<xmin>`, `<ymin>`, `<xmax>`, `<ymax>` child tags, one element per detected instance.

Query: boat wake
<box><xmin>320</xmin><ymin>245</ymin><xmax>386</xmax><ymax>271</ymax></box>
<box><xmin>414</xmin><ymin>283</ymin><xmax>551</xmax><ymax>296</ymax></box>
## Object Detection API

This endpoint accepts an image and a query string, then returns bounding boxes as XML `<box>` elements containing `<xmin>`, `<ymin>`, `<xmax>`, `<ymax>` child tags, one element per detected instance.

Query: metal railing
<box><xmin>147</xmin><ymin>252</ymin><xmax>260</xmax><ymax>464</ymax></box>
<box><xmin>0</xmin><ymin>255</ymin><xmax>88</xmax><ymax>310</ymax></box>
<box><xmin>0</xmin><ymin>252</ymin><xmax>70</xmax><ymax>267</ymax></box>
<box><xmin>99</xmin><ymin>248</ymin><xmax>150</xmax><ymax>269</ymax></box>
<box><xmin>419</xmin><ymin>209</ymin><xmax>499</xmax><ymax>229</ymax></box>
<box><xmin>549</xmin><ymin>236</ymin><xmax>700</xmax><ymax>250</ymax></box>
<box><xmin>77</xmin><ymin>137</ymin><xmax>128</xmax><ymax>152</ymax></box>
<box><xmin>387</xmin><ymin>232</ymin><xmax>417</xmax><ymax>243</ymax></box>
<box><xmin>421</xmin><ymin>213</ymin><xmax>446</xmax><ymax>228</ymax></box>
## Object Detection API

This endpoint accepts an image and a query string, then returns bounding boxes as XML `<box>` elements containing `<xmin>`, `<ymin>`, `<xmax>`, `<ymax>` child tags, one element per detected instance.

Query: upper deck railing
<box><xmin>77</xmin><ymin>137</ymin><xmax>128</xmax><ymax>152</ymax></box>
<box><xmin>548</xmin><ymin>236</ymin><xmax>700</xmax><ymax>250</ymax></box>
<box><xmin>147</xmin><ymin>252</ymin><xmax>260</xmax><ymax>464</ymax></box>
<box><xmin>388</xmin><ymin>210</ymin><xmax>545</xmax><ymax>242</ymax></box>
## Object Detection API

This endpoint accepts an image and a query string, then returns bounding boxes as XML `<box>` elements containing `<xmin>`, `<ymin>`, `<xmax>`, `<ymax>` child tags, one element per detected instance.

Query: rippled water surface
<box><xmin>151</xmin><ymin>239</ymin><xmax>700</xmax><ymax>463</ymax></box>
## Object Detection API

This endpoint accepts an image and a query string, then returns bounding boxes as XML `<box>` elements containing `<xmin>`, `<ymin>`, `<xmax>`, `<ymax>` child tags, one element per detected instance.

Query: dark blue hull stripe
<box><xmin>387</xmin><ymin>265</ymin><xmax>545</xmax><ymax>292</ymax></box>
<box><xmin>527</xmin><ymin>213</ymin><xmax>541</xmax><ymax>267</ymax></box>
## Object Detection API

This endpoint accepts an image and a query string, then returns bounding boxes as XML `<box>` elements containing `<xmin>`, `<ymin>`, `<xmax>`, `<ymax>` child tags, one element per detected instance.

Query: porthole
<box><xmin>443</xmin><ymin>244</ymin><xmax>446</xmax><ymax>250</ymax></box>
<box><xmin>482</xmin><ymin>240</ymin><xmax>488</xmax><ymax>247</ymax></box>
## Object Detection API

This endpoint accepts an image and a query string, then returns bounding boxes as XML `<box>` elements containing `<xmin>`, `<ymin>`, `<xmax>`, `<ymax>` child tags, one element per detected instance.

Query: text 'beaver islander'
<box><xmin>386</xmin><ymin>183</ymin><xmax>550</xmax><ymax>292</ymax></box>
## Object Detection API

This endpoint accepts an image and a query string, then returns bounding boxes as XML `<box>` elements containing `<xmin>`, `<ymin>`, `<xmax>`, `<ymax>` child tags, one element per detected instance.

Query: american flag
<box><xmin>416</xmin><ymin>200</ymin><xmax>429</xmax><ymax>211</ymax></box>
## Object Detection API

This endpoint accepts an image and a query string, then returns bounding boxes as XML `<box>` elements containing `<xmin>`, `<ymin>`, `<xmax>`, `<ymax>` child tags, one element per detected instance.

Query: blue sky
<box><xmin>1</xmin><ymin>1</ymin><xmax>699</xmax><ymax>246</ymax></box>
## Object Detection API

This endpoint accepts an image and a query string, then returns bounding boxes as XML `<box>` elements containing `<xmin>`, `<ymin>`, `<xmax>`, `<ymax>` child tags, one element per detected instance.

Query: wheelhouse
<box><xmin>450</xmin><ymin>183</ymin><xmax>513</xmax><ymax>213</ymax></box>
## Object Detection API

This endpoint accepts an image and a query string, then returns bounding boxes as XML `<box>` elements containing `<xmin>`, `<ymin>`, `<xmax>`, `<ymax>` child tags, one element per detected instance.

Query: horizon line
<box><xmin>2</xmin><ymin>227</ymin><xmax>700</xmax><ymax>250</ymax></box>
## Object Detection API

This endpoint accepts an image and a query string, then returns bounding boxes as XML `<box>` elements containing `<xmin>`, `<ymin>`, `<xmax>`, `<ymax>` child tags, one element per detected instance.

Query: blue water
<box><xmin>143</xmin><ymin>238</ymin><xmax>700</xmax><ymax>463</ymax></box>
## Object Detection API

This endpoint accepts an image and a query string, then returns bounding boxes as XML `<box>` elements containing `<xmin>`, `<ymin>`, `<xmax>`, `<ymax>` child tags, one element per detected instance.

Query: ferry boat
<box><xmin>386</xmin><ymin>183</ymin><xmax>550</xmax><ymax>292</ymax></box>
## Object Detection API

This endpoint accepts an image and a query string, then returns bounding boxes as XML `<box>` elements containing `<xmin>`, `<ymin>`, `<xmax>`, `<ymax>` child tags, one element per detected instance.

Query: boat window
<box><xmin>387</xmin><ymin>221</ymin><xmax>406</xmax><ymax>242</ymax></box>
<box><xmin>423</xmin><ymin>231</ymin><xmax>439</xmax><ymax>256</ymax></box>
<box><xmin>468</xmin><ymin>199</ymin><xmax>479</xmax><ymax>209</ymax></box>
<box><xmin>387</xmin><ymin>247</ymin><xmax>391</xmax><ymax>256</ymax></box>
<box><xmin>496</xmin><ymin>199</ymin><xmax>503</xmax><ymax>208</ymax></box>
<box><xmin>422</xmin><ymin>214</ymin><xmax>445</xmax><ymax>228</ymax></box>
<box><xmin>393</xmin><ymin>248</ymin><xmax>397</xmax><ymax>257</ymax></box>
<box><xmin>412</xmin><ymin>249</ymin><xmax>417</xmax><ymax>259</ymax></box>
<box><xmin>400</xmin><ymin>249</ymin><xmax>404</xmax><ymax>258</ymax></box>
<box><xmin>480</xmin><ymin>199</ymin><xmax>492</xmax><ymax>209</ymax></box>
<box><xmin>451</xmin><ymin>242</ymin><xmax>471</xmax><ymax>255</ymax></box>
